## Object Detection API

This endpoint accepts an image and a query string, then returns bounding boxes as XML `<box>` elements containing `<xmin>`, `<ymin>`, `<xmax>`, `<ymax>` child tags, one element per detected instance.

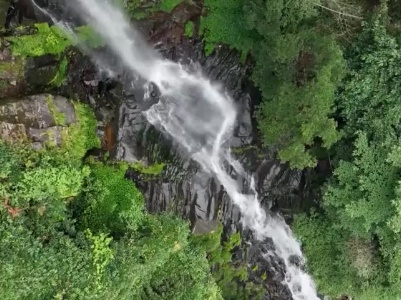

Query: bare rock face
<box><xmin>0</xmin><ymin>94</ymin><xmax>77</xmax><ymax>148</ymax></box>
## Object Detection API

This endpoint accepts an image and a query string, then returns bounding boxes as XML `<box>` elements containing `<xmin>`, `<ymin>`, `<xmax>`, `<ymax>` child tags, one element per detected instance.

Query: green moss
<box><xmin>129</xmin><ymin>161</ymin><xmax>166</xmax><ymax>175</ymax></box>
<box><xmin>61</xmin><ymin>102</ymin><xmax>100</xmax><ymax>161</ymax></box>
<box><xmin>204</xmin><ymin>43</ymin><xmax>215</xmax><ymax>56</ymax></box>
<box><xmin>8</xmin><ymin>23</ymin><xmax>71</xmax><ymax>57</ymax></box>
<box><xmin>158</xmin><ymin>0</ymin><xmax>183</xmax><ymax>12</ymax></box>
<box><xmin>7</xmin><ymin>23</ymin><xmax>104</xmax><ymax>58</ymax></box>
<box><xmin>0</xmin><ymin>60</ymin><xmax>18</xmax><ymax>73</ymax></box>
<box><xmin>49</xmin><ymin>56</ymin><xmax>68</xmax><ymax>87</ymax></box>
<box><xmin>185</xmin><ymin>21</ymin><xmax>194</xmax><ymax>37</ymax></box>
<box><xmin>231</xmin><ymin>145</ymin><xmax>258</xmax><ymax>155</ymax></box>
<box><xmin>45</xmin><ymin>95</ymin><xmax>66</xmax><ymax>125</ymax></box>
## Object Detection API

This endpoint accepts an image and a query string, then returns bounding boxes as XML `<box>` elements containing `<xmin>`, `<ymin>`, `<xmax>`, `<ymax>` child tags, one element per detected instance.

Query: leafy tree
<box><xmin>0</xmin><ymin>140</ymin><xmax>224</xmax><ymax>300</ymax></box>
<box><xmin>77</xmin><ymin>163</ymin><xmax>144</xmax><ymax>236</ymax></box>
<box><xmin>201</xmin><ymin>0</ymin><xmax>255</xmax><ymax>55</ymax></box>
<box><xmin>0</xmin><ymin>221</ymin><xmax>100</xmax><ymax>300</ymax></box>
<box><xmin>257</xmin><ymin>34</ymin><xmax>344</xmax><ymax>168</ymax></box>
<box><xmin>337</xmin><ymin>20</ymin><xmax>401</xmax><ymax>140</ymax></box>
<box><xmin>324</xmin><ymin>132</ymin><xmax>400</xmax><ymax>235</ymax></box>
<box><xmin>140</xmin><ymin>240</ymin><xmax>222</xmax><ymax>300</ymax></box>
<box><xmin>202</xmin><ymin>0</ymin><xmax>345</xmax><ymax>168</ymax></box>
<box><xmin>294</xmin><ymin>19</ymin><xmax>401</xmax><ymax>299</ymax></box>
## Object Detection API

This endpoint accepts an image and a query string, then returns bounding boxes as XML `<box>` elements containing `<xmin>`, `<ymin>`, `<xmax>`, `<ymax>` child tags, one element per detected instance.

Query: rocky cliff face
<box><xmin>0</xmin><ymin>1</ymin><xmax>315</xmax><ymax>298</ymax></box>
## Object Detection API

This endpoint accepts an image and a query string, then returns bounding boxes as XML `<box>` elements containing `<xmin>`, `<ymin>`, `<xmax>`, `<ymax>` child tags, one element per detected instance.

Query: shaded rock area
<box><xmin>0</xmin><ymin>94</ymin><xmax>76</xmax><ymax>148</ymax></box>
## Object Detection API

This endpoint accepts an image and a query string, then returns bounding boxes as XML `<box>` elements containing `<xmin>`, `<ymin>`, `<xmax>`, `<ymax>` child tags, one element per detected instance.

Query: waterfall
<box><xmin>49</xmin><ymin>0</ymin><xmax>320</xmax><ymax>298</ymax></box>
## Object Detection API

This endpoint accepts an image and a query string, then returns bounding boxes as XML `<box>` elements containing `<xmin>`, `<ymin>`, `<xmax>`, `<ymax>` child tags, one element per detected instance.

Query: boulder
<box><xmin>0</xmin><ymin>94</ymin><xmax>77</xmax><ymax>149</ymax></box>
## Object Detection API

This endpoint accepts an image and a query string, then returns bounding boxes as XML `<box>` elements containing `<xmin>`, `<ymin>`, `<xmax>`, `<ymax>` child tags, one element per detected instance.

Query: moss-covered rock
<box><xmin>0</xmin><ymin>45</ymin><xmax>25</xmax><ymax>98</ymax></box>
<box><xmin>0</xmin><ymin>23</ymin><xmax>105</xmax><ymax>98</ymax></box>
<box><xmin>0</xmin><ymin>94</ymin><xmax>99</xmax><ymax>158</ymax></box>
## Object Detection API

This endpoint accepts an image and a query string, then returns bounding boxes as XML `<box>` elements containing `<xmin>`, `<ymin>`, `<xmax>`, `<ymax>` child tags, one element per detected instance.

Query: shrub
<box><xmin>78</xmin><ymin>163</ymin><xmax>144</xmax><ymax>235</ymax></box>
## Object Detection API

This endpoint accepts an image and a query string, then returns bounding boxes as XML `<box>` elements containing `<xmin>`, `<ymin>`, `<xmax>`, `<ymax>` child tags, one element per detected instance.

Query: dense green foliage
<box><xmin>294</xmin><ymin>18</ymin><xmax>401</xmax><ymax>299</ymax></box>
<box><xmin>77</xmin><ymin>163</ymin><xmax>144</xmax><ymax>235</ymax></box>
<box><xmin>6</xmin><ymin>0</ymin><xmax>401</xmax><ymax>299</ymax></box>
<box><xmin>0</xmin><ymin>111</ymin><xmax>222</xmax><ymax>300</ymax></box>
<box><xmin>200</xmin><ymin>0</ymin><xmax>401</xmax><ymax>298</ymax></box>
<box><xmin>201</xmin><ymin>0</ymin><xmax>345</xmax><ymax>168</ymax></box>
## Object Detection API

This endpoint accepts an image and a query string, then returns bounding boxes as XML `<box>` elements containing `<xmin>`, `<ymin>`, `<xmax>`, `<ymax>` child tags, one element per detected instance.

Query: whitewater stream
<box><xmin>37</xmin><ymin>0</ymin><xmax>320</xmax><ymax>298</ymax></box>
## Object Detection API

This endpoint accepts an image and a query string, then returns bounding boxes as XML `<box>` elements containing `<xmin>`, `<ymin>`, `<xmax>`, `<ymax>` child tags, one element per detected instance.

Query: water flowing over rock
<box><xmin>63</xmin><ymin>0</ymin><xmax>319</xmax><ymax>298</ymax></box>
<box><xmin>0</xmin><ymin>1</ymin><xmax>321</xmax><ymax>298</ymax></box>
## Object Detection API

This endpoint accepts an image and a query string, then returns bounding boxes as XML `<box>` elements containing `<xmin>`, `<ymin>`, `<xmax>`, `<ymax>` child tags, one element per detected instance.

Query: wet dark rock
<box><xmin>25</xmin><ymin>54</ymin><xmax>60</xmax><ymax>91</ymax></box>
<box><xmin>255</xmin><ymin>159</ymin><xmax>305</xmax><ymax>220</ymax></box>
<box><xmin>246</xmin><ymin>239</ymin><xmax>293</xmax><ymax>299</ymax></box>
<box><xmin>192</xmin><ymin>219</ymin><xmax>219</xmax><ymax>234</ymax></box>
<box><xmin>4</xmin><ymin>0</ymin><xmax>53</xmax><ymax>29</ymax></box>
<box><xmin>144</xmin><ymin>2</ymin><xmax>202</xmax><ymax>46</ymax></box>
<box><xmin>3</xmin><ymin>0</ymin><xmax>82</xmax><ymax>29</ymax></box>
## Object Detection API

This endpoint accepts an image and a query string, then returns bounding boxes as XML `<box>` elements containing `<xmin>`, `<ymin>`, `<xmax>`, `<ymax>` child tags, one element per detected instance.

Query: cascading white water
<box><xmin>56</xmin><ymin>0</ymin><xmax>320</xmax><ymax>298</ymax></box>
